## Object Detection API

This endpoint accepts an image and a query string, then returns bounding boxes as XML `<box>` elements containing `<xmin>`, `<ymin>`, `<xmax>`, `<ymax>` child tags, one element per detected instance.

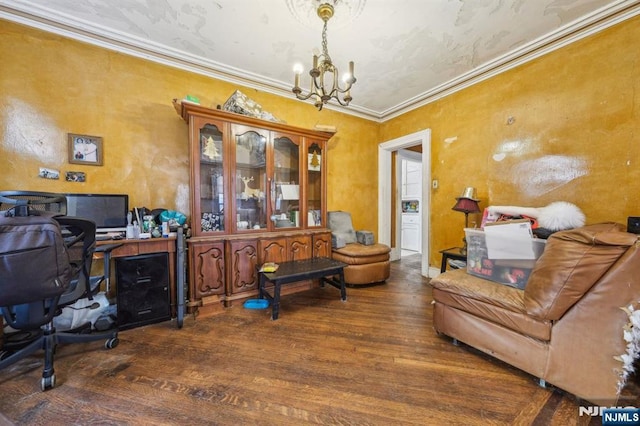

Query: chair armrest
<box><xmin>331</xmin><ymin>233</ymin><xmax>346</xmax><ymax>249</ymax></box>
<box><xmin>95</xmin><ymin>242</ymin><xmax>123</xmax><ymax>254</ymax></box>
<box><xmin>356</xmin><ymin>230</ymin><xmax>374</xmax><ymax>245</ymax></box>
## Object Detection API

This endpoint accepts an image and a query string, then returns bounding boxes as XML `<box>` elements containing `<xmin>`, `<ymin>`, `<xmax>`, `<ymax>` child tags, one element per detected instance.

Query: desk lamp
<box><xmin>452</xmin><ymin>187</ymin><xmax>481</xmax><ymax>255</ymax></box>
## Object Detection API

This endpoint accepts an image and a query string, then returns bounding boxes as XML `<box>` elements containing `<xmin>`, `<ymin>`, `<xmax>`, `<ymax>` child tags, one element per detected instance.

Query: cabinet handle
<box><xmin>270</xmin><ymin>178</ymin><xmax>276</xmax><ymax>211</ymax></box>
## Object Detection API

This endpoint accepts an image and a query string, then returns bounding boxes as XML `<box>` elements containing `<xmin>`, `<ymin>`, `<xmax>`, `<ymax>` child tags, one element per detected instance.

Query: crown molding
<box><xmin>1</xmin><ymin>0</ymin><xmax>639</xmax><ymax>123</ymax></box>
<box><xmin>0</xmin><ymin>1</ymin><xmax>380</xmax><ymax>121</ymax></box>
<box><xmin>379</xmin><ymin>0</ymin><xmax>640</xmax><ymax>121</ymax></box>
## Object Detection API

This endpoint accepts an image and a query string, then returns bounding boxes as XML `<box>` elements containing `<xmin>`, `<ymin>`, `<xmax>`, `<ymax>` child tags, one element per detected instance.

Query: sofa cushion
<box><xmin>332</xmin><ymin>243</ymin><xmax>390</xmax><ymax>265</ymax></box>
<box><xmin>524</xmin><ymin>222</ymin><xmax>636</xmax><ymax>321</ymax></box>
<box><xmin>328</xmin><ymin>211</ymin><xmax>357</xmax><ymax>244</ymax></box>
<box><xmin>341</xmin><ymin>260</ymin><xmax>390</xmax><ymax>285</ymax></box>
<box><xmin>431</xmin><ymin>268</ymin><xmax>552</xmax><ymax>341</ymax></box>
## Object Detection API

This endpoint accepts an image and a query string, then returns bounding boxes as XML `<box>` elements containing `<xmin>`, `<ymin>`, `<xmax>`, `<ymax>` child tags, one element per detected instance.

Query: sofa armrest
<box><xmin>525</xmin><ymin>222</ymin><xmax>636</xmax><ymax>320</ymax></box>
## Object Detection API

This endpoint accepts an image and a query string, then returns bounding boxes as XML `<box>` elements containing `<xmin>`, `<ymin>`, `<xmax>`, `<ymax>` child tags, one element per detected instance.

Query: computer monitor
<box><xmin>65</xmin><ymin>193</ymin><xmax>129</xmax><ymax>233</ymax></box>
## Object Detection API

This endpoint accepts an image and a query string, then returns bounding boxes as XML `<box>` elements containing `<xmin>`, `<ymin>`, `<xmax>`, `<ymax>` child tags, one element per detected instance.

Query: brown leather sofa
<box><xmin>431</xmin><ymin>222</ymin><xmax>640</xmax><ymax>405</ymax></box>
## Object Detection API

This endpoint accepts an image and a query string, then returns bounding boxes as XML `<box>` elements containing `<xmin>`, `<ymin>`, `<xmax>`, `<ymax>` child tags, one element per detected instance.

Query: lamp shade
<box><xmin>456</xmin><ymin>186</ymin><xmax>479</xmax><ymax>201</ymax></box>
<box><xmin>452</xmin><ymin>197</ymin><xmax>481</xmax><ymax>214</ymax></box>
<box><xmin>452</xmin><ymin>187</ymin><xmax>481</xmax><ymax>214</ymax></box>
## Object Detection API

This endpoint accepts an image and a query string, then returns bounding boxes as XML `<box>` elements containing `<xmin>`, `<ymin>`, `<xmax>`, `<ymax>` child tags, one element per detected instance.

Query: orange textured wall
<box><xmin>380</xmin><ymin>15</ymin><xmax>640</xmax><ymax>266</ymax></box>
<box><xmin>2</xmin><ymin>16</ymin><xmax>639</xmax><ymax>270</ymax></box>
<box><xmin>0</xmin><ymin>20</ymin><xmax>379</xmax><ymax>232</ymax></box>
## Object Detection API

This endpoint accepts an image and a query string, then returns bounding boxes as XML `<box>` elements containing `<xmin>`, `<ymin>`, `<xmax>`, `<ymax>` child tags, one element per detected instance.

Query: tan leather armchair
<box><xmin>430</xmin><ymin>222</ymin><xmax>640</xmax><ymax>405</ymax></box>
<box><xmin>328</xmin><ymin>211</ymin><xmax>390</xmax><ymax>286</ymax></box>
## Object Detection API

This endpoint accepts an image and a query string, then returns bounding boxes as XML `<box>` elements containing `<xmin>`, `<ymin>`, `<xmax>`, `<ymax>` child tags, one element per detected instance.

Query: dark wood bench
<box><xmin>258</xmin><ymin>257</ymin><xmax>347</xmax><ymax>320</ymax></box>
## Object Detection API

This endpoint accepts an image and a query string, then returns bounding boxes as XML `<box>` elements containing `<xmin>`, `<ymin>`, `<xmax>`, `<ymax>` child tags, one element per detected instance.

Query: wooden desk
<box><xmin>96</xmin><ymin>237</ymin><xmax>177</xmax><ymax>317</ymax></box>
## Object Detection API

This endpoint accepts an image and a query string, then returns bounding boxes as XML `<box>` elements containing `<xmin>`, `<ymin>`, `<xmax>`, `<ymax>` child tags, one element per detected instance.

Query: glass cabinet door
<box><xmin>272</xmin><ymin>135</ymin><xmax>301</xmax><ymax>229</ymax></box>
<box><xmin>234</xmin><ymin>128</ymin><xmax>268</xmax><ymax>231</ymax></box>
<box><xmin>198</xmin><ymin>123</ymin><xmax>225</xmax><ymax>234</ymax></box>
<box><xmin>307</xmin><ymin>141</ymin><xmax>323</xmax><ymax>227</ymax></box>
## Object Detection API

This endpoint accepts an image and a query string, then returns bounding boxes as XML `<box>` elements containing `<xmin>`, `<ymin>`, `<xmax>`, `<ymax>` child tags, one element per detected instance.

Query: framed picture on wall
<box><xmin>68</xmin><ymin>133</ymin><xmax>103</xmax><ymax>166</ymax></box>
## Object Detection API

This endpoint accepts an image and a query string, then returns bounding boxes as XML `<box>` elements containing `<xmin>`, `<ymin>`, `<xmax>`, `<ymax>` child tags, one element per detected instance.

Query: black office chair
<box><xmin>0</xmin><ymin>191</ymin><xmax>67</xmax><ymax>217</ymax></box>
<box><xmin>0</xmin><ymin>192</ymin><xmax>119</xmax><ymax>390</ymax></box>
<box><xmin>1</xmin><ymin>191</ymin><xmax>124</xmax><ymax>299</ymax></box>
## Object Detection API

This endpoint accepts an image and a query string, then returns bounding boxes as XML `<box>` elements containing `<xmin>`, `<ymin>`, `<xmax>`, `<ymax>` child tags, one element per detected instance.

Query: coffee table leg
<box><xmin>272</xmin><ymin>282</ymin><xmax>281</xmax><ymax>320</ymax></box>
<box><xmin>339</xmin><ymin>269</ymin><xmax>346</xmax><ymax>301</ymax></box>
<box><xmin>258</xmin><ymin>273</ymin><xmax>265</xmax><ymax>299</ymax></box>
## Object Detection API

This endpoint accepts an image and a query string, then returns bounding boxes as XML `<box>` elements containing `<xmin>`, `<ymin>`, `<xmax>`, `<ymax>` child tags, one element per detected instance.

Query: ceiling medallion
<box><xmin>286</xmin><ymin>0</ymin><xmax>366</xmax><ymax>30</ymax></box>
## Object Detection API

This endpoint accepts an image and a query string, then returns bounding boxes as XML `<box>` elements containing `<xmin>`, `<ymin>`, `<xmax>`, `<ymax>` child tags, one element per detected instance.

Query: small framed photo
<box><xmin>65</xmin><ymin>171</ymin><xmax>86</xmax><ymax>182</ymax></box>
<box><xmin>68</xmin><ymin>133</ymin><xmax>103</xmax><ymax>166</ymax></box>
<box><xmin>38</xmin><ymin>167</ymin><xmax>60</xmax><ymax>180</ymax></box>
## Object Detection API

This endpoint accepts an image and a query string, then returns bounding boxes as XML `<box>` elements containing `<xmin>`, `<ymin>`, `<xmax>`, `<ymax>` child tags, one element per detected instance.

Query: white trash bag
<box><xmin>53</xmin><ymin>292</ymin><xmax>110</xmax><ymax>331</ymax></box>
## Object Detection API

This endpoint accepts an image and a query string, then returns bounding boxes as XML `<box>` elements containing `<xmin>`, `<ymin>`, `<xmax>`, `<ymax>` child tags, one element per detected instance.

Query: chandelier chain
<box><xmin>321</xmin><ymin>21</ymin><xmax>331</xmax><ymax>63</ymax></box>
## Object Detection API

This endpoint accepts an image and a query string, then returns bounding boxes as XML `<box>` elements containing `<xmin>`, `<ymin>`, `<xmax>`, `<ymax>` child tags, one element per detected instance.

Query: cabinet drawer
<box><xmin>115</xmin><ymin>253</ymin><xmax>170</xmax><ymax>330</ymax></box>
<box><xmin>402</xmin><ymin>214</ymin><xmax>420</xmax><ymax>224</ymax></box>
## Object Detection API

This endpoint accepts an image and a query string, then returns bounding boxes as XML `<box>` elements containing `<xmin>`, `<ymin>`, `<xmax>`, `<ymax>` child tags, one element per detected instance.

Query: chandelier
<box><xmin>292</xmin><ymin>2</ymin><xmax>356</xmax><ymax>110</ymax></box>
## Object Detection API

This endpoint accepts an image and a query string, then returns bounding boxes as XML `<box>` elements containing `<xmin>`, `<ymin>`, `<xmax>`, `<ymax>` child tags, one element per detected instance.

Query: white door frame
<box><xmin>378</xmin><ymin>129</ymin><xmax>432</xmax><ymax>277</ymax></box>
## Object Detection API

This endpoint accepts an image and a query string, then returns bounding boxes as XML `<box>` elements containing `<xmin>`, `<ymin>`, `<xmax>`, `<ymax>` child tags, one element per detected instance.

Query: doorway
<box><xmin>378</xmin><ymin>130</ymin><xmax>432</xmax><ymax>278</ymax></box>
<box><xmin>399</xmin><ymin>150</ymin><xmax>422</xmax><ymax>258</ymax></box>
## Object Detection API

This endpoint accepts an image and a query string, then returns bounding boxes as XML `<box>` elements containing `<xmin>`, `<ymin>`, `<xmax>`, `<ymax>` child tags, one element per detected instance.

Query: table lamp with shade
<box><xmin>452</xmin><ymin>187</ymin><xmax>481</xmax><ymax>255</ymax></box>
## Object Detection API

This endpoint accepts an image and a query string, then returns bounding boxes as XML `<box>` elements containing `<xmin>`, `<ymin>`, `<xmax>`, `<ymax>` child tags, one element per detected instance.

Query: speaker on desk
<box><xmin>115</xmin><ymin>252</ymin><xmax>171</xmax><ymax>330</ymax></box>
<box><xmin>628</xmin><ymin>216</ymin><xmax>640</xmax><ymax>234</ymax></box>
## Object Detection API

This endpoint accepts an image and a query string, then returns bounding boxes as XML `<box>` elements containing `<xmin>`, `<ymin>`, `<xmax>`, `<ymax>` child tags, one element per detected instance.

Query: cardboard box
<box><xmin>465</xmin><ymin>228</ymin><xmax>546</xmax><ymax>289</ymax></box>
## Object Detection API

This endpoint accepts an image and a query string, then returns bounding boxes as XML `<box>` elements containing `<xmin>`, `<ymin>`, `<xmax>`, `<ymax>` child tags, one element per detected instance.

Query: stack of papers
<box><xmin>483</xmin><ymin>221</ymin><xmax>535</xmax><ymax>260</ymax></box>
<box><xmin>280</xmin><ymin>184</ymin><xmax>299</xmax><ymax>200</ymax></box>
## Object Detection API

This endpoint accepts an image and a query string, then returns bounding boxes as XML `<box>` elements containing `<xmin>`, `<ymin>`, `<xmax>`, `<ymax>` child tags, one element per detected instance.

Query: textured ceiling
<box><xmin>1</xmin><ymin>0</ymin><xmax>639</xmax><ymax>121</ymax></box>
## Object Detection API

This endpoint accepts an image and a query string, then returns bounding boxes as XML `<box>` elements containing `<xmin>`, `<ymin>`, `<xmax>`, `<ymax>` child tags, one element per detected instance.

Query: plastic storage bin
<box><xmin>465</xmin><ymin>228</ymin><xmax>547</xmax><ymax>289</ymax></box>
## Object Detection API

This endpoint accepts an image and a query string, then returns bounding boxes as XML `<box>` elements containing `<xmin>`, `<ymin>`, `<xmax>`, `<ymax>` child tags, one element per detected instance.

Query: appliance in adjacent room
<box><xmin>401</xmin><ymin>199</ymin><xmax>421</xmax><ymax>253</ymax></box>
<box><xmin>400</xmin><ymin>156</ymin><xmax>422</xmax><ymax>255</ymax></box>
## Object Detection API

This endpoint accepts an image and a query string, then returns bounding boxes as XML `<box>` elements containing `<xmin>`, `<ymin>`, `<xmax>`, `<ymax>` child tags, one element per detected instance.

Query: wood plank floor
<box><xmin>1</xmin><ymin>254</ymin><xmax>638</xmax><ymax>425</ymax></box>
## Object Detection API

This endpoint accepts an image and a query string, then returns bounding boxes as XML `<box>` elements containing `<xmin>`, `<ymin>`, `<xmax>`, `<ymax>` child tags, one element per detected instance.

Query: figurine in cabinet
<box><xmin>239</xmin><ymin>175</ymin><xmax>263</xmax><ymax>200</ymax></box>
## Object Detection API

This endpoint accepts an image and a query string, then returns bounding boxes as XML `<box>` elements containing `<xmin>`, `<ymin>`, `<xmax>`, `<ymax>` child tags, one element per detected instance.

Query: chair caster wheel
<box><xmin>41</xmin><ymin>374</ymin><xmax>55</xmax><ymax>391</ymax></box>
<box><xmin>105</xmin><ymin>338</ymin><xmax>119</xmax><ymax>349</ymax></box>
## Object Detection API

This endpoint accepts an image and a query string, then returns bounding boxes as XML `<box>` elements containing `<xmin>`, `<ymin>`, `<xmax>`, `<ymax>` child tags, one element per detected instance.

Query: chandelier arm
<box><xmin>312</xmin><ymin>70</ymin><xmax>323</xmax><ymax>93</ymax></box>
<box><xmin>295</xmin><ymin>80</ymin><xmax>320</xmax><ymax>101</ymax></box>
<box><xmin>294</xmin><ymin>90</ymin><xmax>315</xmax><ymax>101</ymax></box>
<box><xmin>335</xmin><ymin>82</ymin><xmax>353</xmax><ymax>94</ymax></box>
<box><xmin>331</xmin><ymin>69</ymin><xmax>339</xmax><ymax>97</ymax></box>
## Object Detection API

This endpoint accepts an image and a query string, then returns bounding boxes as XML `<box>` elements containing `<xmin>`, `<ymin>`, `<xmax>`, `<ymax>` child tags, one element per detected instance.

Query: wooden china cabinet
<box><xmin>173</xmin><ymin>100</ymin><xmax>333</xmax><ymax>316</ymax></box>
